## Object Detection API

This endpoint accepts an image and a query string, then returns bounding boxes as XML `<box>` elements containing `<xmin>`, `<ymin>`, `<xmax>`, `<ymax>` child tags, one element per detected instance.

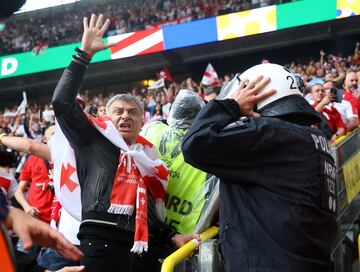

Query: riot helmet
<box><xmin>218</xmin><ymin>63</ymin><xmax>321</xmax><ymax>125</ymax></box>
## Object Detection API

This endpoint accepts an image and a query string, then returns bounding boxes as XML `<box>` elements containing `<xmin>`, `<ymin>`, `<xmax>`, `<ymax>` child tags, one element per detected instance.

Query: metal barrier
<box><xmin>161</xmin><ymin>226</ymin><xmax>219</xmax><ymax>272</ymax></box>
<box><xmin>358</xmin><ymin>234</ymin><xmax>360</xmax><ymax>262</ymax></box>
<box><xmin>331</xmin><ymin>128</ymin><xmax>360</xmax><ymax>272</ymax></box>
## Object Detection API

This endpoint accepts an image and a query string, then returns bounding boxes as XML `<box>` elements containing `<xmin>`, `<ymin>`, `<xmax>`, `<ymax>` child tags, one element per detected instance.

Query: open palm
<box><xmin>81</xmin><ymin>14</ymin><xmax>115</xmax><ymax>56</ymax></box>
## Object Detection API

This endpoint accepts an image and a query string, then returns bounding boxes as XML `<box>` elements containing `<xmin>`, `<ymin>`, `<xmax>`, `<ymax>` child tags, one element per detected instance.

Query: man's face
<box><xmin>311</xmin><ymin>84</ymin><xmax>325</xmax><ymax>102</ymax></box>
<box><xmin>323</xmin><ymin>82</ymin><xmax>336</xmax><ymax>101</ymax></box>
<box><xmin>323</xmin><ymin>81</ymin><xmax>334</xmax><ymax>94</ymax></box>
<box><xmin>97</xmin><ymin>105</ymin><xmax>106</xmax><ymax>117</ymax></box>
<box><xmin>108</xmin><ymin>100</ymin><xmax>143</xmax><ymax>146</ymax></box>
<box><xmin>345</xmin><ymin>72</ymin><xmax>358</xmax><ymax>92</ymax></box>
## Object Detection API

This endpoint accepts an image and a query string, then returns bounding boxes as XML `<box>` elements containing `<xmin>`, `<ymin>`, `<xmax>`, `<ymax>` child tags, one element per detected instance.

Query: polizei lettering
<box><xmin>311</xmin><ymin>134</ymin><xmax>331</xmax><ymax>155</ymax></box>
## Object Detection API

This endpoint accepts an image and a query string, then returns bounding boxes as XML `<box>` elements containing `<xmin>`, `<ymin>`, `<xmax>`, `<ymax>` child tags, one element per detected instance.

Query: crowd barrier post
<box><xmin>161</xmin><ymin>226</ymin><xmax>219</xmax><ymax>272</ymax></box>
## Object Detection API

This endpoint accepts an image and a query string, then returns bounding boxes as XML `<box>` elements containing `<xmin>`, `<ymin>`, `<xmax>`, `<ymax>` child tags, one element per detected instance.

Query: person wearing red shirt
<box><xmin>14</xmin><ymin>127</ymin><xmax>55</xmax><ymax>258</ymax></box>
<box><xmin>310</xmin><ymin>83</ymin><xmax>346</xmax><ymax>143</ymax></box>
<box><xmin>342</xmin><ymin>70</ymin><xmax>360</xmax><ymax>122</ymax></box>
<box><xmin>16</xmin><ymin>154</ymin><xmax>54</xmax><ymax>223</ymax></box>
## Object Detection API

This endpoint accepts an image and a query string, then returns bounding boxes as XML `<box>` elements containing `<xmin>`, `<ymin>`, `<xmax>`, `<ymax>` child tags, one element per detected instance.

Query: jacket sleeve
<box><xmin>52</xmin><ymin>60</ymin><xmax>98</xmax><ymax>150</ymax></box>
<box><xmin>182</xmin><ymin>99</ymin><xmax>265</xmax><ymax>181</ymax></box>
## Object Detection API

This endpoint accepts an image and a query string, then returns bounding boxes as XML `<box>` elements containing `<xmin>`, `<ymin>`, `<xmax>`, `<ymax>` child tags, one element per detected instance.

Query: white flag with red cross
<box><xmin>48</xmin><ymin>121</ymin><xmax>82</xmax><ymax>221</ymax></box>
<box><xmin>201</xmin><ymin>63</ymin><xmax>220</xmax><ymax>87</ymax></box>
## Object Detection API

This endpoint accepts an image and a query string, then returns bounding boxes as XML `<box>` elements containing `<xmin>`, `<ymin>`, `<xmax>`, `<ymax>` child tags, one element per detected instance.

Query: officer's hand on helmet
<box><xmin>229</xmin><ymin>75</ymin><xmax>276</xmax><ymax>117</ymax></box>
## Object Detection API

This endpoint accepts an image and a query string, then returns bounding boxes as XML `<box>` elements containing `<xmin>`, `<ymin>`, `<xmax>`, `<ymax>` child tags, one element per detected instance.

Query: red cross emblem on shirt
<box><xmin>60</xmin><ymin>163</ymin><xmax>78</xmax><ymax>192</ymax></box>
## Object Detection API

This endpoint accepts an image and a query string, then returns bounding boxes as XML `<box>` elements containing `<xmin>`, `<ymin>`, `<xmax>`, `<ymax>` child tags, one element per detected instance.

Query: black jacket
<box><xmin>182</xmin><ymin>99</ymin><xmax>337</xmax><ymax>272</ymax></box>
<box><xmin>52</xmin><ymin>60</ymin><xmax>174</xmax><ymax>246</ymax></box>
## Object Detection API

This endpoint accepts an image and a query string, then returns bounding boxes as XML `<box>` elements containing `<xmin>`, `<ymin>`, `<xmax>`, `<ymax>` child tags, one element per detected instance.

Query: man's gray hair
<box><xmin>106</xmin><ymin>94</ymin><xmax>144</xmax><ymax>117</ymax></box>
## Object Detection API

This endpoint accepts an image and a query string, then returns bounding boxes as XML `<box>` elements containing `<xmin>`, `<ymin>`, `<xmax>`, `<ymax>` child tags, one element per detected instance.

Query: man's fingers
<box><xmin>104</xmin><ymin>42</ymin><xmax>117</xmax><ymax>49</ymax></box>
<box><xmin>249</xmin><ymin>76</ymin><xmax>270</xmax><ymax>94</ymax></box>
<box><xmin>83</xmin><ymin>17</ymin><xmax>88</xmax><ymax>30</ymax></box>
<box><xmin>246</xmin><ymin>75</ymin><xmax>264</xmax><ymax>91</ymax></box>
<box><xmin>60</xmin><ymin>266</ymin><xmax>85</xmax><ymax>272</ymax></box>
<box><xmin>54</xmin><ymin>233</ymin><xmax>84</xmax><ymax>260</ymax></box>
<box><xmin>237</xmin><ymin>77</ymin><xmax>247</xmax><ymax>91</ymax></box>
<box><xmin>19</xmin><ymin>231</ymin><xmax>33</xmax><ymax>250</ymax></box>
<box><xmin>44</xmin><ymin>228</ymin><xmax>83</xmax><ymax>260</ymax></box>
<box><xmin>95</xmin><ymin>13</ymin><xmax>104</xmax><ymax>29</ymax></box>
<box><xmin>256</xmin><ymin>89</ymin><xmax>276</xmax><ymax>102</ymax></box>
<box><xmin>100</xmin><ymin>18</ymin><xmax>111</xmax><ymax>36</ymax></box>
<box><xmin>89</xmin><ymin>13</ymin><xmax>97</xmax><ymax>28</ymax></box>
<box><xmin>192</xmin><ymin>233</ymin><xmax>201</xmax><ymax>241</ymax></box>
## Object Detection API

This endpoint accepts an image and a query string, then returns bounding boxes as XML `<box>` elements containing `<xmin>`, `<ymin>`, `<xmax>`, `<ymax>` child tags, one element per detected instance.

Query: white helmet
<box><xmin>218</xmin><ymin>63</ymin><xmax>321</xmax><ymax>124</ymax></box>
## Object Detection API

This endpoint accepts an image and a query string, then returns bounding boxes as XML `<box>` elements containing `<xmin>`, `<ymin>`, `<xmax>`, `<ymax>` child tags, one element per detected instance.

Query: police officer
<box><xmin>182</xmin><ymin>63</ymin><xmax>337</xmax><ymax>272</ymax></box>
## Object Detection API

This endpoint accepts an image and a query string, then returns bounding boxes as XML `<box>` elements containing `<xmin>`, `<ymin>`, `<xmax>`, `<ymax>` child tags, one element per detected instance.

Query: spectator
<box><xmin>342</xmin><ymin>70</ymin><xmax>360</xmax><ymax>122</ymax></box>
<box><xmin>1</xmin><ymin>0</ymin><xmax>290</xmax><ymax>56</ymax></box>
<box><xmin>141</xmin><ymin>89</ymin><xmax>210</xmax><ymax>234</ymax></box>
<box><xmin>0</xmin><ymin>131</ymin><xmax>83</xmax><ymax>271</ymax></box>
<box><xmin>52</xmin><ymin>14</ymin><xmax>198</xmax><ymax>271</ymax></box>
<box><xmin>310</xmin><ymin>83</ymin><xmax>346</xmax><ymax>143</ymax></box>
<box><xmin>204</xmin><ymin>86</ymin><xmax>221</xmax><ymax>101</ymax></box>
<box><xmin>151</xmin><ymin>102</ymin><xmax>165</xmax><ymax>121</ymax></box>
<box><xmin>97</xmin><ymin>104</ymin><xmax>106</xmax><ymax>117</ymax></box>
<box><xmin>15</xmin><ymin>126</ymin><xmax>55</xmax><ymax>257</ymax></box>
<box><xmin>323</xmin><ymin>80</ymin><xmax>358</xmax><ymax>131</ymax></box>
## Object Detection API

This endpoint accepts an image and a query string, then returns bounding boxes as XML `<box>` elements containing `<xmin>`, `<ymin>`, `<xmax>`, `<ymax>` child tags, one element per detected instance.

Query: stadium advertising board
<box><xmin>0</xmin><ymin>0</ymin><xmax>359</xmax><ymax>79</ymax></box>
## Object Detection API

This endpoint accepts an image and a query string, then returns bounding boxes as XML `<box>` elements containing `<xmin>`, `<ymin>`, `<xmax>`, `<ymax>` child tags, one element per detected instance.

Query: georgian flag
<box><xmin>48</xmin><ymin>121</ymin><xmax>82</xmax><ymax>221</ymax></box>
<box><xmin>156</xmin><ymin>68</ymin><xmax>174</xmax><ymax>81</ymax></box>
<box><xmin>201</xmin><ymin>63</ymin><xmax>220</xmax><ymax>87</ymax></box>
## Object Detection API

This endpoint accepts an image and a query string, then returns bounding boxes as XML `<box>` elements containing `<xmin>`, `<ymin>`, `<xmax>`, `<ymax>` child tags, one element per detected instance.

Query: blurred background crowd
<box><xmin>1</xmin><ymin>43</ymin><xmax>359</xmax><ymax>144</ymax></box>
<box><xmin>0</xmin><ymin>0</ymin><xmax>297</xmax><ymax>56</ymax></box>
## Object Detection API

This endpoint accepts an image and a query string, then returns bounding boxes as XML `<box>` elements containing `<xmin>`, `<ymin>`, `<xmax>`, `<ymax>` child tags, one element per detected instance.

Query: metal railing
<box><xmin>331</xmin><ymin>128</ymin><xmax>360</xmax><ymax>272</ymax></box>
<box><xmin>161</xmin><ymin>226</ymin><xmax>219</xmax><ymax>272</ymax></box>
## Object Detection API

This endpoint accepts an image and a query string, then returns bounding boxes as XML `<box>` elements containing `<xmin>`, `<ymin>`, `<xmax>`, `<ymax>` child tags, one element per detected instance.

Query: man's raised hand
<box><xmin>81</xmin><ymin>14</ymin><xmax>115</xmax><ymax>56</ymax></box>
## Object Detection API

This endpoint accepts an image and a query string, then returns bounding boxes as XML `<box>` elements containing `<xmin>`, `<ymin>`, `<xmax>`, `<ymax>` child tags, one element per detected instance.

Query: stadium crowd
<box><xmin>0</xmin><ymin>0</ymin><xmax>297</xmax><ymax>56</ymax></box>
<box><xmin>0</xmin><ymin>1</ymin><xmax>359</xmax><ymax>269</ymax></box>
<box><xmin>1</xmin><ymin>45</ymin><xmax>360</xmax><ymax>141</ymax></box>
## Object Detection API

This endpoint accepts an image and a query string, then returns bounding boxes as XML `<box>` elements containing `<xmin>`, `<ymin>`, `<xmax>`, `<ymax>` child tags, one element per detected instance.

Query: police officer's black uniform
<box><xmin>182</xmin><ymin>98</ymin><xmax>337</xmax><ymax>272</ymax></box>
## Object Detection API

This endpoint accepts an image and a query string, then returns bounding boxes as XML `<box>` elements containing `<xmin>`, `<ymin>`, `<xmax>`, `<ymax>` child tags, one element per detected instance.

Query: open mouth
<box><xmin>119</xmin><ymin>123</ymin><xmax>131</xmax><ymax>130</ymax></box>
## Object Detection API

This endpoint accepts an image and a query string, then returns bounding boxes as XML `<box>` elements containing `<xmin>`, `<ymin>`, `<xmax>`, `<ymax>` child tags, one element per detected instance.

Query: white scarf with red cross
<box><xmin>50</xmin><ymin>115</ymin><xmax>169</xmax><ymax>254</ymax></box>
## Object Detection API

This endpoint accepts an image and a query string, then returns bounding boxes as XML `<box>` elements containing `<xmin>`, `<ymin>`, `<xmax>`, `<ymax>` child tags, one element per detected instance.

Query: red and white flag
<box><xmin>31</xmin><ymin>42</ymin><xmax>49</xmax><ymax>56</ymax></box>
<box><xmin>108</xmin><ymin>28</ymin><xmax>164</xmax><ymax>60</ymax></box>
<box><xmin>201</xmin><ymin>63</ymin><xmax>220</xmax><ymax>86</ymax></box>
<box><xmin>156</xmin><ymin>68</ymin><xmax>174</xmax><ymax>81</ymax></box>
<box><xmin>48</xmin><ymin>122</ymin><xmax>82</xmax><ymax>221</ymax></box>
